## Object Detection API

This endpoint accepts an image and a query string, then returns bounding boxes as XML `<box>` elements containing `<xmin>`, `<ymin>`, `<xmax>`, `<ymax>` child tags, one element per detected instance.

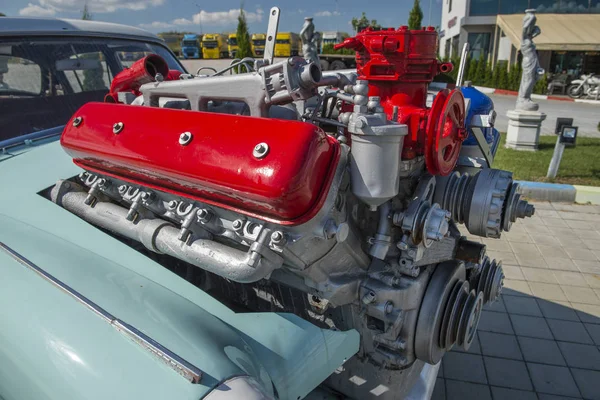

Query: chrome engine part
<box><xmin>47</xmin><ymin>9</ymin><xmax>535</xmax><ymax>400</ymax></box>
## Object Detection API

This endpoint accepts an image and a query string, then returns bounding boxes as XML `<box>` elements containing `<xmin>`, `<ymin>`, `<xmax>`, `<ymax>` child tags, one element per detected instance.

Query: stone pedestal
<box><xmin>505</xmin><ymin>110</ymin><xmax>547</xmax><ymax>151</ymax></box>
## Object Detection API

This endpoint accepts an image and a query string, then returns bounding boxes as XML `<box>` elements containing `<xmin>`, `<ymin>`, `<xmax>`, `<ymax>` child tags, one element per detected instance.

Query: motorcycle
<box><xmin>567</xmin><ymin>73</ymin><xmax>600</xmax><ymax>99</ymax></box>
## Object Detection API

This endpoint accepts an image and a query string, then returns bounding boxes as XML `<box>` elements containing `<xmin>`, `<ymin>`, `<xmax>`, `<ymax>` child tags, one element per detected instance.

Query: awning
<box><xmin>497</xmin><ymin>13</ymin><xmax>600</xmax><ymax>52</ymax></box>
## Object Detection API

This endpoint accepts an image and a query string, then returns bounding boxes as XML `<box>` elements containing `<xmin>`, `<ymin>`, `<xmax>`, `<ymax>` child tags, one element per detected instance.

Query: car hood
<box><xmin>0</xmin><ymin>139</ymin><xmax>359</xmax><ymax>400</ymax></box>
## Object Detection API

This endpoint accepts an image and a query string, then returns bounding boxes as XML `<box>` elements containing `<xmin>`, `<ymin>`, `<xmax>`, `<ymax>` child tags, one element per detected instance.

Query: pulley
<box><xmin>425</xmin><ymin>89</ymin><xmax>467</xmax><ymax>176</ymax></box>
<box><xmin>415</xmin><ymin>260</ymin><xmax>484</xmax><ymax>364</ymax></box>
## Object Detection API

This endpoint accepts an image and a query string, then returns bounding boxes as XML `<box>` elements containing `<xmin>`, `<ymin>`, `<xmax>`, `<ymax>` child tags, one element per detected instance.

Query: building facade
<box><xmin>439</xmin><ymin>0</ymin><xmax>600</xmax><ymax>76</ymax></box>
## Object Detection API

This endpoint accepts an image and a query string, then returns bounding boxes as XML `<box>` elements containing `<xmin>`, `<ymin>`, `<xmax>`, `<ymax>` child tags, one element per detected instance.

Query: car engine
<box><xmin>47</xmin><ymin>9</ymin><xmax>534</xmax><ymax>399</ymax></box>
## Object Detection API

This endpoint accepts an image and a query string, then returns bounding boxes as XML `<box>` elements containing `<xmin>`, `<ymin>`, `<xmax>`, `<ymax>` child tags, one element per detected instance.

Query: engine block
<box><xmin>49</xmin><ymin>12</ymin><xmax>535</xmax><ymax>400</ymax></box>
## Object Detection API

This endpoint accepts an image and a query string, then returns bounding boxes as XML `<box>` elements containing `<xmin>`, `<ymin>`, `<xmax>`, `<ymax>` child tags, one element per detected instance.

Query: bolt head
<box><xmin>232</xmin><ymin>219</ymin><xmax>244</xmax><ymax>231</ymax></box>
<box><xmin>179</xmin><ymin>131</ymin><xmax>193</xmax><ymax>146</ymax></box>
<box><xmin>113</xmin><ymin>122</ymin><xmax>124</xmax><ymax>134</ymax></box>
<box><xmin>253</xmin><ymin>142</ymin><xmax>269</xmax><ymax>159</ymax></box>
<box><xmin>167</xmin><ymin>200</ymin><xmax>178</xmax><ymax>210</ymax></box>
<box><xmin>72</xmin><ymin>116</ymin><xmax>83</xmax><ymax>127</ymax></box>
<box><xmin>271</xmin><ymin>231</ymin><xmax>284</xmax><ymax>244</ymax></box>
<box><xmin>196</xmin><ymin>208</ymin><xmax>212</xmax><ymax>222</ymax></box>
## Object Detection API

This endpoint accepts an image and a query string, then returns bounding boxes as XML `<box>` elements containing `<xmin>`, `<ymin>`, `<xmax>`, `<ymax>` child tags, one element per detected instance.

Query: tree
<box><xmin>490</xmin><ymin>63</ymin><xmax>501</xmax><ymax>88</ymax></box>
<box><xmin>0</xmin><ymin>13</ymin><xmax>6</xmax><ymax>16</ymax></box>
<box><xmin>351</xmin><ymin>12</ymin><xmax>381</xmax><ymax>33</ymax></box>
<box><xmin>507</xmin><ymin>62</ymin><xmax>521</xmax><ymax>91</ymax></box>
<box><xmin>498</xmin><ymin>63</ymin><xmax>509</xmax><ymax>89</ymax></box>
<box><xmin>473</xmin><ymin>55</ymin><xmax>487</xmax><ymax>85</ymax></box>
<box><xmin>81</xmin><ymin>4</ymin><xmax>91</xmax><ymax>20</ymax></box>
<box><xmin>235</xmin><ymin>4</ymin><xmax>253</xmax><ymax>72</ymax></box>
<box><xmin>80</xmin><ymin>4</ymin><xmax>105</xmax><ymax>91</ymax></box>
<box><xmin>483</xmin><ymin>62</ymin><xmax>493</xmax><ymax>87</ymax></box>
<box><xmin>407</xmin><ymin>0</ymin><xmax>423</xmax><ymax>30</ymax></box>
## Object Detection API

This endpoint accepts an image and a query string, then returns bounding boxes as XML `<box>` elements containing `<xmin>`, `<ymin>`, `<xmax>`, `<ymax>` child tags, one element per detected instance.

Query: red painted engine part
<box><xmin>105</xmin><ymin>54</ymin><xmax>169</xmax><ymax>102</ymax></box>
<box><xmin>335</xmin><ymin>27</ymin><xmax>465</xmax><ymax>176</ymax></box>
<box><xmin>61</xmin><ymin>103</ymin><xmax>340</xmax><ymax>225</ymax></box>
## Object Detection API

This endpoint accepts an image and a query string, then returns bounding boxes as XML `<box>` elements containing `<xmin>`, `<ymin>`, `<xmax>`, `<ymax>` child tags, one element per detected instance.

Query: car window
<box><xmin>0</xmin><ymin>55</ymin><xmax>41</xmax><ymax>95</ymax></box>
<box><xmin>62</xmin><ymin>52</ymin><xmax>111</xmax><ymax>93</ymax></box>
<box><xmin>0</xmin><ymin>37</ymin><xmax>185</xmax><ymax>143</ymax></box>
<box><xmin>118</xmin><ymin>50</ymin><xmax>152</xmax><ymax>68</ymax></box>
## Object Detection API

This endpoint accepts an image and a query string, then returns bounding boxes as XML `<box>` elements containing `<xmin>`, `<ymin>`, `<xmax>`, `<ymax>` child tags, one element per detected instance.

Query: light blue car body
<box><xmin>0</xmin><ymin>134</ymin><xmax>359</xmax><ymax>400</ymax></box>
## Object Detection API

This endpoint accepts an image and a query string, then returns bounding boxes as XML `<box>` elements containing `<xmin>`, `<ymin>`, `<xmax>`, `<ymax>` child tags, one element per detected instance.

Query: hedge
<box><xmin>441</xmin><ymin>56</ymin><xmax>548</xmax><ymax>95</ymax></box>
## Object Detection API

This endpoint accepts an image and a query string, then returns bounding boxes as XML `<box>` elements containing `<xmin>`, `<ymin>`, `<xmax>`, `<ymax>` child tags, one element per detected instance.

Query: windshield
<box><xmin>252</xmin><ymin>40</ymin><xmax>266</xmax><ymax>46</ymax></box>
<box><xmin>182</xmin><ymin>40</ymin><xmax>198</xmax><ymax>47</ymax></box>
<box><xmin>276</xmin><ymin>39</ymin><xmax>290</xmax><ymax>44</ymax></box>
<box><xmin>229</xmin><ymin>38</ymin><xmax>238</xmax><ymax>46</ymax></box>
<box><xmin>203</xmin><ymin>41</ymin><xmax>218</xmax><ymax>49</ymax></box>
<box><xmin>0</xmin><ymin>36</ymin><xmax>184</xmax><ymax>143</ymax></box>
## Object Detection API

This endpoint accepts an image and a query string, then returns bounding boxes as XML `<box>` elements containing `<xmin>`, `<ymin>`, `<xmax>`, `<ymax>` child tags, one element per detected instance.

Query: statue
<box><xmin>300</xmin><ymin>17</ymin><xmax>320</xmax><ymax>65</ymax></box>
<box><xmin>505</xmin><ymin>9</ymin><xmax>547</xmax><ymax>150</ymax></box>
<box><xmin>516</xmin><ymin>9</ymin><xmax>543</xmax><ymax>111</ymax></box>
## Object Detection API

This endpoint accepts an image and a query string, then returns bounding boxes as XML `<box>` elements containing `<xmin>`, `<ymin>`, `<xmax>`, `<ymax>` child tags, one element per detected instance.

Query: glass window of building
<box><xmin>550</xmin><ymin>51</ymin><xmax>583</xmax><ymax>76</ymax></box>
<box><xmin>467</xmin><ymin>33</ymin><xmax>491</xmax><ymax>60</ymax></box>
<box><xmin>470</xmin><ymin>0</ymin><xmax>599</xmax><ymax>15</ymax></box>
<box><xmin>451</xmin><ymin>35</ymin><xmax>460</xmax><ymax>58</ymax></box>
<box><xmin>534</xmin><ymin>0</ymin><xmax>594</xmax><ymax>13</ymax></box>
<box><xmin>469</xmin><ymin>0</ymin><xmax>499</xmax><ymax>15</ymax></box>
<box><xmin>499</xmin><ymin>0</ymin><xmax>527</xmax><ymax>14</ymax></box>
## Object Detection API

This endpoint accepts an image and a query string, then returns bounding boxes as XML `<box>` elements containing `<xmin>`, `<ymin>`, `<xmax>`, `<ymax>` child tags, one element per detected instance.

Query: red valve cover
<box><xmin>61</xmin><ymin>103</ymin><xmax>340</xmax><ymax>225</ymax></box>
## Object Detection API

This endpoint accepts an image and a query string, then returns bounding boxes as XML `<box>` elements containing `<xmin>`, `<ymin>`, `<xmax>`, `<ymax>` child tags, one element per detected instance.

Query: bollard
<box><xmin>547</xmin><ymin>137</ymin><xmax>565</xmax><ymax>179</ymax></box>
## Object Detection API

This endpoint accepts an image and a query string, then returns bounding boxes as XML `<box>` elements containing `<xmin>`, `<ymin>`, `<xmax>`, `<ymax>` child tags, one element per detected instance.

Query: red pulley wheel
<box><xmin>425</xmin><ymin>89</ymin><xmax>467</xmax><ymax>176</ymax></box>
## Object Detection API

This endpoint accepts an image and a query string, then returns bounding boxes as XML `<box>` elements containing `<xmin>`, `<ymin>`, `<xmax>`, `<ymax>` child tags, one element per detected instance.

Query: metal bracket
<box><xmin>468</xmin><ymin>126</ymin><xmax>493</xmax><ymax>168</ymax></box>
<box><xmin>264</xmin><ymin>7</ymin><xmax>280</xmax><ymax>65</ymax></box>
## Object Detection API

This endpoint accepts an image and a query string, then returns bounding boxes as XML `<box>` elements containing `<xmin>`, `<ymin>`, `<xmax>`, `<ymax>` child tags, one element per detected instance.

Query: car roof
<box><xmin>0</xmin><ymin>17</ymin><xmax>162</xmax><ymax>43</ymax></box>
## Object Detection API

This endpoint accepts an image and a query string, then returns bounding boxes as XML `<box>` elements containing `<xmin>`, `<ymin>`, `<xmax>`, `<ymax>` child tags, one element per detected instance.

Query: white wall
<box><xmin>497</xmin><ymin>35</ymin><xmax>512</xmax><ymax>61</ymax></box>
<box><xmin>439</xmin><ymin>0</ymin><xmax>468</xmax><ymax>58</ymax></box>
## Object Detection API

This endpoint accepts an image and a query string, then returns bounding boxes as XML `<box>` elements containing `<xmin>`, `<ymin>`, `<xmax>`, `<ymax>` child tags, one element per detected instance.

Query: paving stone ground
<box><xmin>433</xmin><ymin>201</ymin><xmax>600</xmax><ymax>400</ymax></box>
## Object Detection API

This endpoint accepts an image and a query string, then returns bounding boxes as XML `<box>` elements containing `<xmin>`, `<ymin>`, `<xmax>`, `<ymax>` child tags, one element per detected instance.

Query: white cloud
<box><xmin>21</xmin><ymin>0</ymin><xmax>164</xmax><ymax>15</ymax></box>
<box><xmin>314</xmin><ymin>10</ymin><xmax>340</xmax><ymax>17</ymax></box>
<box><xmin>19</xmin><ymin>3</ymin><xmax>56</xmax><ymax>16</ymax></box>
<box><xmin>191</xmin><ymin>8</ymin><xmax>264</xmax><ymax>26</ymax></box>
<box><xmin>173</xmin><ymin>18</ymin><xmax>193</xmax><ymax>26</ymax></box>
<box><xmin>139</xmin><ymin>21</ymin><xmax>173</xmax><ymax>29</ymax></box>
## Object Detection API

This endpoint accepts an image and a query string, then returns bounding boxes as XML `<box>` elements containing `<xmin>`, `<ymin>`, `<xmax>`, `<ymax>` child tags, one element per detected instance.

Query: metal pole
<box><xmin>456</xmin><ymin>43</ymin><xmax>470</xmax><ymax>87</ymax></box>
<box><xmin>547</xmin><ymin>137</ymin><xmax>565</xmax><ymax>179</ymax></box>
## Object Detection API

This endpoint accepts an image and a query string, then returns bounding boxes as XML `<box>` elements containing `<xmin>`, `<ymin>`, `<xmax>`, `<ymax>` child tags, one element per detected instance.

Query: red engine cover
<box><xmin>61</xmin><ymin>103</ymin><xmax>340</xmax><ymax>225</ymax></box>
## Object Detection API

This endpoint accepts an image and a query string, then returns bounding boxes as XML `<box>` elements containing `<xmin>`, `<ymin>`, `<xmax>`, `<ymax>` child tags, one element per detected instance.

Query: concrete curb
<box><xmin>471</xmin><ymin>86</ymin><xmax>600</xmax><ymax>105</ymax></box>
<box><xmin>517</xmin><ymin>181</ymin><xmax>600</xmax><ymax>204</ymax></box>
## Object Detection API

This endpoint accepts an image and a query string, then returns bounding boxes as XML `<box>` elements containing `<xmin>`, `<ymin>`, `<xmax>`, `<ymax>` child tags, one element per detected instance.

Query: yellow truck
<box><xmin>157</xmin><ymin>32</ymin><xmax>184</xmax><ymax>58</ymax></box>
<box><xmin>251</xmin><ymin>33</ymin><xmax>266</xmax><ymax>57</ymax></box>
<box><xmin>227</xmin><ymin>34</ymin><xmax>238</xmax><ymax>58</ymax></box>
<box><xmin>274</xmin><ymin>32</ymin><xmax>300</xmax><ymax>57</ymax></box>
<box><xmin>202</xmin><ymin>34</ymin><xmax>228</xmax><ymax>59</ymax></box>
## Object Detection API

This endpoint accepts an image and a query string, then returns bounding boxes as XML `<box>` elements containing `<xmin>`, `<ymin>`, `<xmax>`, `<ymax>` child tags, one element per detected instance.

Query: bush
<box><xmin>322</xmin><ymin>44</ymin><xmax>354</xmax><ymax>55</ymax></box>
<box><xmin>533</xmin><ymin>73</ymin><xmax>548</xmax><ymax>95</ymax></box>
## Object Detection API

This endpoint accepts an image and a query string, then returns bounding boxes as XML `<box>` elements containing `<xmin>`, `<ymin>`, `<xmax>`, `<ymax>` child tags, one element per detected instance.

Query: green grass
<box><xmin>493</xmin><ymin>133</ymin><xmax>600</xmax><ymax>186</ymax></box>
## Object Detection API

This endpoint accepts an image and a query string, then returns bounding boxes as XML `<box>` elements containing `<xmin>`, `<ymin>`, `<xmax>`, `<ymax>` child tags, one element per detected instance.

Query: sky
<box><xmin>2</xmin><ymin>0</ymin><xmax>444</xmax><ymax>34</ymax></box>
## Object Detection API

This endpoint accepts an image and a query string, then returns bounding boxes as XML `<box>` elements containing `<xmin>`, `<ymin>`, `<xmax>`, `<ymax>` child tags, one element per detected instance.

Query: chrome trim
<box><xmin>0</xmin><ymin>125</ymin><xmax>63</xmax><ymax>151</ymax></box>
<box><xmin>0</xmin><ymin>242</ymin><xmax>203</xmax><ymax>384</ymax></box>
